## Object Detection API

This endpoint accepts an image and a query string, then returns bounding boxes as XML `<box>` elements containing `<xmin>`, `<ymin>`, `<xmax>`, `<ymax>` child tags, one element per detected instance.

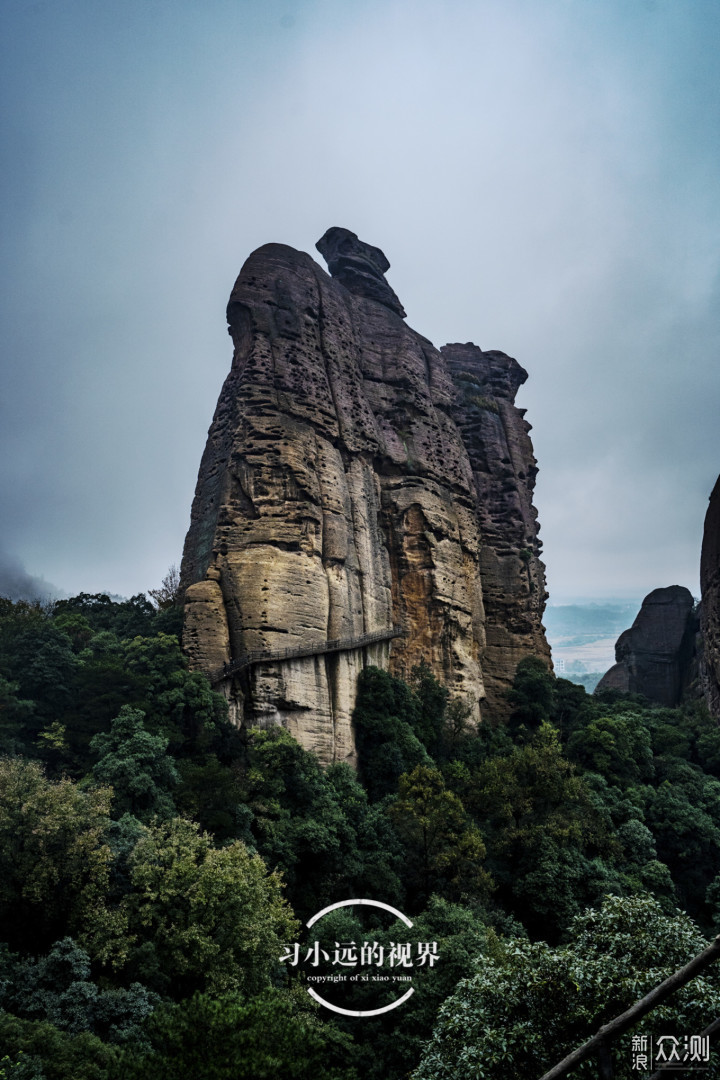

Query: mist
<box><xmin>0</xmin><ymin>549</ymin><xmax>62</xmax><ymax>604</ymax></box>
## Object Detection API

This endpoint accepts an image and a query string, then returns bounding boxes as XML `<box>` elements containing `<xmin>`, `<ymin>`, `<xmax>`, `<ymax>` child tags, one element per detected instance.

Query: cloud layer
<box><xmin>1</xmin><ymin>0</ymin><xmax>718</xmax><ymax>601</ymax></box>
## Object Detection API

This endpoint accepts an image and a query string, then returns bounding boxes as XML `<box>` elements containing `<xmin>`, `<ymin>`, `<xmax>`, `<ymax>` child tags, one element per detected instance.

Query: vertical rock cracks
<box><xmin>180</xmin><ymin>229</ymin><xmax>550</xmax><ymax>764</ymax></box>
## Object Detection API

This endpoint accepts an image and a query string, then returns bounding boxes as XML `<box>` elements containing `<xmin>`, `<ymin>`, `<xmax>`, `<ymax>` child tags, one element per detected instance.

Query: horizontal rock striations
<box><xmin>700</xmin><ymin>476</ymin><xmax>720</xmax><ymax>719</ymax></box>
<box><xmin>595</xmin><ymin>586</ymin><xmax>698</xmax><ymax>705</ymax></box>
<box><xmin>180</xmin><ymin>230</ymin><xmax>549</xmax><ymax>764</ymax></box>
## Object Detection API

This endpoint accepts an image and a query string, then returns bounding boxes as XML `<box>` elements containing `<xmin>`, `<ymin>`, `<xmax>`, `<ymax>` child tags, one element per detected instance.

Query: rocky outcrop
<box><xmin>595</xmin><ymin>586</ymin><xmax>698</xmax><ymax>705</ymax></box>
<box><xmin>700</xmin><ymin>476</ymin><xmax>720</xmax><ymax>719</ymax></box>
<box><xmin>315</xmin><ymin>227</ymin><xmax>406</xmax><ymax>318</ymax></box>
<box><xmin>441</xmin><ymin>344</ymin><xmax>550</xmax><ymax>715</ymax></box>
<box><xmin>180</xmin><ymin>229</ymin><xmax>549</xmax><ymax>764</ymax></box>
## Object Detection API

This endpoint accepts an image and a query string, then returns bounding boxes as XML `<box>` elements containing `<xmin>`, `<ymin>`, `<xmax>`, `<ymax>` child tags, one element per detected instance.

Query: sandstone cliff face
<box><xmin>595</xmin><ymin>585</ymin><xmax>698</xmax><ymax>705</ymax></box>
<box><xmin>441</xmin><ymin>344</ymin><xmax>551</xmax><ymax>716</ymax></box>
<box><xmin>180</xmin><ymin>230</ymin><xmax>549</xmax><ymax>764</ymax></box>
<box><xmin>700</xmin><ymin>476</ymin><xmax>720</xmax><ymax>719</ymax></box>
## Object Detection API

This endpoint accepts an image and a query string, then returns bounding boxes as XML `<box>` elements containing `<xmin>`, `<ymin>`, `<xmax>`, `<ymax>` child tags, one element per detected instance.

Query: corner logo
<box><xmin>279</xmin><ymin>898</ymin><xmax>439</xmax><ymax>1017</ymax></box>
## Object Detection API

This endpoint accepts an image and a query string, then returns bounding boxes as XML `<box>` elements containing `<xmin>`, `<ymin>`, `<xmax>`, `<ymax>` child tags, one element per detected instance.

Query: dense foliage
<box><xmin>415</xmin><ymin>894</ymin><xmax>720</xmax><ymax>1079</ymax></box>
<box><xmin>1</xmin><ymin>594</ymin><xmax>720</xmax><ymax>1077</ymax></box>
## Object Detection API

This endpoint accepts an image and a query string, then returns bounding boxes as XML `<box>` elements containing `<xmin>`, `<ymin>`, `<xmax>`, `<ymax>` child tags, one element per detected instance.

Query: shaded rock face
<box><xmin>441</xmin><ymin>343</ymin><xmax>551</xmax><ymax>715</ymax></box>
<box><xmin>700</xmin><ymin>476</ymin><xmax>720</xmax><ymax>719</ymax></box>
<box><xmin>180</xmin><ymin>233</ymin><xmax>549</xmax><ymax>764</ymax></box>
<box><xmin>315</xmin><ymin>227</ymin><xmax>406</xmax><ymax>318</ymax></box>
<box><xmin>595</xmin><ymin>586</ymin><xmax>698</xmax><ymax>705</ymax></box>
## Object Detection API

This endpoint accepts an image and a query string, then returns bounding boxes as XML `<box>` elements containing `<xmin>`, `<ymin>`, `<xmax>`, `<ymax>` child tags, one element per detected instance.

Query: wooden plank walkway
<box><xmin>212</xmin><ymin>624</ymin><xmax>405</xmax><ymax>684</ymax></box>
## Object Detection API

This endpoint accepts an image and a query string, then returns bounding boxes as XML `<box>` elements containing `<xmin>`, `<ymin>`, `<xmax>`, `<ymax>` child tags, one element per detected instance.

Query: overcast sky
<box><xmin>1</xmin><ymin>0</ymin><xmax>718</xmax><ymax>605</ymax></box>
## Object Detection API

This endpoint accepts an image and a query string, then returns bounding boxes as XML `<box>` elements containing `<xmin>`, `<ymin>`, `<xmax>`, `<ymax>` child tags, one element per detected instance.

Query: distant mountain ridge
<box><xmin>544</xmin><ymin>602</ymin><xmax>642</xmax><ymax>647</ymax></box>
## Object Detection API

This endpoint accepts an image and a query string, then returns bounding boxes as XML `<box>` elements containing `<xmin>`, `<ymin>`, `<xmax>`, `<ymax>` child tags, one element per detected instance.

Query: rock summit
<box><xmin>180</xmin><ymin>230</ymin><xmax>550</xmax><ymax>763</ymax></box>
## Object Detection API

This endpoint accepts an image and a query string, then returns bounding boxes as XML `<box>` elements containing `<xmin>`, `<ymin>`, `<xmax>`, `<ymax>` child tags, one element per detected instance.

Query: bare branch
<box><xmin>147</xmin><ymin>564</ymin><xmax>182</xmax><ymax>609</ymax></box>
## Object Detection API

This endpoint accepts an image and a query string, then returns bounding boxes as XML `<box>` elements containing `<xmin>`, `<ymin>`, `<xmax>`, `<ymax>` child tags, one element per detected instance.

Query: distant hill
<box><xmin>0</xmin><ymin>550</ymin><xmax>62</xmax><ymax>603</ymax></box>
<box><xmin>544</xmin><ymin>600</ymin><xmax>642</xmax><ymax>691</ymax></box>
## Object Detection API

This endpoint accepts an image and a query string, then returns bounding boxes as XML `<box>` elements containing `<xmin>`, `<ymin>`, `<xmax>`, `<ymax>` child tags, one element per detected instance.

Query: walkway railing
<box><xmin>211</xmin><ymin>624</ymin><xmax>405</xmax><ymax>684</ymax></box>
<box><xmin>539</xmin><ymin>933</ymin><xmax>720</xmax><ymax>1079</ymax></box>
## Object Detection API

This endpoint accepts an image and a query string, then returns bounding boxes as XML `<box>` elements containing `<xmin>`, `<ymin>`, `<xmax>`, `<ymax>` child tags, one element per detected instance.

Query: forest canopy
<box><xmin>0</xmin><ymin>595</ymin><xmax>719</xmax><ymax>1078</ymax></box>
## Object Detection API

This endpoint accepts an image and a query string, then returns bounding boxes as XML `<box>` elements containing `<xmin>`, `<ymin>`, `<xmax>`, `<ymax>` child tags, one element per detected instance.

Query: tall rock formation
<box><xmin>441</xmin><ymin>343</ymin><xmax>550</xmax><ymax>715</ymax></box>
<box><xmin>180</xmin><ymin>229</ymin><xmax>549</xmax><ymax>764</ymax></box>
<box><xmin>700</xmin><ymin>476</ymin><xmax>720</xmax><ymax>719</ymax></box>
<box><xmin>595</xmin><ymin>586</ymin><xmax>698</xmax><ymax>705</ymax></box>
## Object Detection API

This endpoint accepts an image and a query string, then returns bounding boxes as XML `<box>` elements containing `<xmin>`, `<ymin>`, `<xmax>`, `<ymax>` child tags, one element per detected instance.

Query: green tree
<box><xmin>566</xmin><ymin>711</ymin><xmax>654</xmax><ymax>786</ymax></box>
<box><xmin>119</xmin><ymin>988</ymin><xmax>357</xmax><ymax>1080</ymax></box>
<box><xmin>54</xmin><ymin>642</ymin><xmax>148</xmax><ymax>778</ymax></box>
<box><xmin>643</xmin><ymin>757</ymin><xmax>720</xmax><ymax>919</ymax></box>
<box><xmin>0</xmin><ymin>1013</ymin><xmax>118</xmax><ymax>1080</ymax></box>
<box><xmin>52</xmin><ymin>613</ymin><xmax>94</xmax><ymax>654</ymax></box>
<box><xmin>466</xmin><ymin>723</ymin><xmax>617</xmax><ymax>936</ymax></box>
<box><xmin>173</xmin><ymin>754</ymin><xmax>248</xmax><ymax>843</ymax></box>
<box><xmin>0</xmin><ymin>675</ymin><xmax>34</xmax><ymax>755</ymax></box>
<box><xmin>352</xmin><ymin>667</ymin><xmax>431</xmax><ymax>800</ymax></box>
<box><xmin>0</xmin><ymin>758</ymin><xmax>120</xmax><ymax>955</ymax></box>
<box><xmin>44</xmin><ymin>629</ymin><xmax>227</xmax><ymax>779</ymax></box>
<box><xmin>408</xmin><ymin>661</ymin><xmax>449</xmax><ymax>757</ymax></box>
<box><xmin>696</xmin><ymin>715</ymin><xmax>720</xmax><ymax>776</ymax></box>
<box><xmin>0</xmin><ymin>938</ymin><xmax>157</xmax><ymax>1042</ymax></box>
<box><xmin>346</xmin><ymin>897</ymin><xmax>503</xmax><ymax>1080</ymax></box>
<box><xmin>324</xmin><ymin>761</ymin><xmax>404</xmax><ymax>907</ymax></box>
<box><xmin>506</xmin><ymin>655</ymin><xmax>555</xmax><ymax>734</ymax></box>
<box><xmin>146</xmin><ymin>566</ymin><xmax>184</xmax><ymax>637</ymax></box>
<box><xmin>551</xmin><ymin>676</ymin><xmax>596</xmax><ymax>739</ymax></box>
<box><xmin>238</xmin><ymin>727</ymin><xmax>404</xmax><ymax>918</ymax></box>
<box><xmin>388</xmin><ymin>765</ymin><xmax>492</xmax><ymax>908</ymax></box>
<box><xmin>414</xmin><ymin>894</ymin><xmax>720</xmax><ymax>1080</ymax></box>
<box><xmin>119</xmin><ymin>817</ymin><xmax>298</xmax><ymax>996</ymax></box>
<box><xmin>574</xmin><ymin>771</ymin><xmax>679</xmax><ymax>914</ymax></box>
<box><xmin>118</xmin><ymin>634</ymin><xmax>228</xmax><ymax>750</ymax></box>
<box><xmin>8</xmin><ymin>625</ymin><xmax>81</xmax><ymax>727</ymax></box>
<box><xmin>52</xmin><ymin>594</ymin><xmax>156</xmax><ymax>640</ymax></box>
<box><xmin>90</xmin><ymin>706</ymin><xmax>178</xmax><ymax>821</ymax></box>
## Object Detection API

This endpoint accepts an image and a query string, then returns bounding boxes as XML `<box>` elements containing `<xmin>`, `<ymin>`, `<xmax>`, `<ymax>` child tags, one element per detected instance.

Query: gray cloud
<box><xmin>1</xmin><ymin>0</ymin><xmax>718</xmax><ymax>601</ymax></box>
